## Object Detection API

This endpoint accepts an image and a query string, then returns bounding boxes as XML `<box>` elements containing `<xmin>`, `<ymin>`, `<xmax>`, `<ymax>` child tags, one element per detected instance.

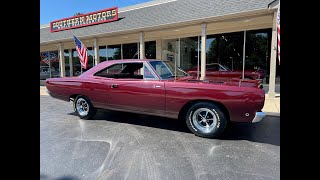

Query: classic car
<box><xmin>46</xmin><ymin>59</ymin><xmax>266</xmax><ymax>138</ymax></box>
<box><xmin>186</xmin><ymin>63</ymin><xmax>265</xmax><ymax>81</ymax></box>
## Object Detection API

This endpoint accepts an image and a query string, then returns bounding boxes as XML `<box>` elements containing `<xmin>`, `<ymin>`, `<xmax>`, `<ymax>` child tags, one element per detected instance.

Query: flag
<box><xmin>40</xmin><ymin>52</ymin><xmax>59</xmax><ymax>65</ymax></box>
<box><xmin>73</xmin><ymin>35</ymin><xmax>88</xmax><ymax>69</ymax></box>
<box><xmin>40</xmin><ymin>52</ymin><xmax>50</xmax><ymax>65</ymax></box>
<box><xmin>277</xmin><ymin>0</ymin><xmax>280</xmax><ymax>65</ymax></box>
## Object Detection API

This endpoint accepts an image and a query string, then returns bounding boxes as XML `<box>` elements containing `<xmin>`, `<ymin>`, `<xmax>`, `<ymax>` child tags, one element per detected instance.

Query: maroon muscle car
<box><xmin>46</xmin><ymin>59</ymin><xmax>266</xmax><ymax>138</ymax></box>
<box><xmin>187</xmin><ymin>63</ymin><xmax>265</xmax><ymax>81</ymax></box>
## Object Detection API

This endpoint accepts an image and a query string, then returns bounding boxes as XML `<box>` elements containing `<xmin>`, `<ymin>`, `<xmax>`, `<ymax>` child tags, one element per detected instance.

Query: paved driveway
<box><xmin>40</xmin><ymin>96</ymin><xmax>280</xmax><ymax>180</ymax></box>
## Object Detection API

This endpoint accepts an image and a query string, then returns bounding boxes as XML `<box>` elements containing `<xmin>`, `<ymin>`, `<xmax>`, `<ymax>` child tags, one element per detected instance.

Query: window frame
<box><xmin>93</xmin><ymin>61</ymin><xmax>160</xmax><ymax>80</ymax></box>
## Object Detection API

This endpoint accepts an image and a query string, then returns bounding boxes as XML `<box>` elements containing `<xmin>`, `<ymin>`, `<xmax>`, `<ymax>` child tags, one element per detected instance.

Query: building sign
<box><xmin>50</xmin><ymin>7</ymin><xmax>118</xmax><ymax>32</ymax></box>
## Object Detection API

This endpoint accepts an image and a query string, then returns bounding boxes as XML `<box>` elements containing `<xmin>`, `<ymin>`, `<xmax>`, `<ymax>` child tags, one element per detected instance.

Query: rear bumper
<box><xmin>252</xmin><ymin>112</ymin><xmax>266</xmax><ymax>123</ymax></box>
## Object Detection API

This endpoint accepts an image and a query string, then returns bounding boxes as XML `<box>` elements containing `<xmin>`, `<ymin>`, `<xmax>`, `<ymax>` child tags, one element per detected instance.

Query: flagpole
<box><xmin>71</xmin><ymin>32</ymin><xmax>95</xmax><ymax>69</ymax></box>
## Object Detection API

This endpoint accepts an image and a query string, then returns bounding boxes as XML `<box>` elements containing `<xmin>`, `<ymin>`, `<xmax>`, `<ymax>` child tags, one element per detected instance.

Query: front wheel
<box><xmin>74</xmin><ymin>96</ymin><xmax>97</xmax><ymax>119</ymax></box>
<box><xmin>185</xmin><ymin>102</ymin><xmax>228</xmax><ymax>138</ymax></box>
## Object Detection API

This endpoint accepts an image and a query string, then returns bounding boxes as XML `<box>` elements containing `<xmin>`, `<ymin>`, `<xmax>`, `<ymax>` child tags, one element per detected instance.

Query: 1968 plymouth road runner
<box><xmin>46</xmin><ymin>59</ymin><xmax>266</xmax><ymax>138</ymax></box>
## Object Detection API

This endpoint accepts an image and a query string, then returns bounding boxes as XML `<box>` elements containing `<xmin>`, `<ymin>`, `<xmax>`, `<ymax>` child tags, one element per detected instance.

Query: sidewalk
<box><xmin>40</xmin><ymin>86</ymin><xmax>280</xmax><ymax>116</ymax></box>
<box><xmin>262</xmin><ymin>94</ymin><xmax>280</xmax><ymax>116</ymax></box>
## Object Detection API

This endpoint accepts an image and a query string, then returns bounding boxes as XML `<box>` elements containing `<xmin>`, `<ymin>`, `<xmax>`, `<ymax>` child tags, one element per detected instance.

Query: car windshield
<box><xmin>149</xmin><ymin>61</ymin><xmax>188</xmax><ymax>79</ymax></box>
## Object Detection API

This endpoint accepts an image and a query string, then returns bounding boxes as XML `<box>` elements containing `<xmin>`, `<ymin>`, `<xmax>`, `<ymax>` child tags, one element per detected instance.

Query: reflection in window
<box><xmin>123</xmin><ymin>43</ymin><xmax>138</xmax><ymax>59</ymax></box>
<box><xmin>107</xmin><ymin>45</ymin><xmax>121</xmax><ymax>60</ymax></box>
<box><xmin>206</xmin><ymin>32</ymin><xmax>244</xmax><ymax>71</ymax></box>
<box><xmin>144</xmin><ymin>64</ymin><xmax>156</xmax><ymax>79</ymax></box>
<box><xmin>99</xmin><ymin>46</ymin><xmax>107</xmax><ymax>62</ymax></box>
<box><xmin>87</xmin><ymin>47</ymin><xmax>94</xmax><ymax>71</ymax></box>
<box><xmin>246</xmin><ymin>29</ymin><xmax>272</xmax><ymax>83</ymax></box>
<box><xmin>149</xmin><ymin>61</ymin><xmax>186</xmax><ymax>79</ymax></box>
<box><xmin>64</xmin><ymin>50</ymin><xmax>70</xmax><ymax>77</ymax></box>
<box><xmin>40</xmin><ymin>51</ymin><xmax>60</xmax><ymax>79</ymax></box>
<box><xmin>72</xmin><ymin>49</ymin><xmax>81</xmax><ymax>76</ymax></box>
<box><xmin>50</xmin><ymin>51</ymin><xmax>60</xmax><ymax>78</ymax></box>
<box><xmin>180</xmin><ymin>37</ymin><xmax>199</xmax><ymax>70</ymax></box>
<box><xmin>145</xmin><ymin>41</ymin><xmax>156</xmax><ymax>59</ymax></box>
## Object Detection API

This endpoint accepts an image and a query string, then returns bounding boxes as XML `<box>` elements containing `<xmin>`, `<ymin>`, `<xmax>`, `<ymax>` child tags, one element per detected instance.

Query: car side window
<box><xmin>94</xmin><ymin>64</ymin><xmax>124</xmax><ymax>77</ymax></box>
<box><xmin>144</xmin><ymin>64</ymin><xmax>157</xmax><ymax>80</ymax></box>
<box><xmin>94</xmin><ymin>63</ymin><xmax>143</xmax><ymax>79</ymax></box>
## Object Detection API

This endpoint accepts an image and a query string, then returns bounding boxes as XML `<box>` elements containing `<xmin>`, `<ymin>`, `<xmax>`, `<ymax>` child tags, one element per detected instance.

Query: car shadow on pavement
<box><xmin>68</xmin><ymin>110</ymin><xmax>280</xmax><ymax>146</ymax></box>
<box><xmin>40</xmin><ymin>174</ymin><xmax>80</xmax><ymax>180</ymax></box>
<box><xmin>219</xmin><ymin>116</ymin><xmax>280</xmax><ymax>146</ymax></box>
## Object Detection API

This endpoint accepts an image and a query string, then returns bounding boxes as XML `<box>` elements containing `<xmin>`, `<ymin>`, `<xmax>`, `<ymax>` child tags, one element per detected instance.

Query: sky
<box><xmin>40</xmin><ymin>0</ymin><xmax>153</xmax><ymax>25</ymax></box>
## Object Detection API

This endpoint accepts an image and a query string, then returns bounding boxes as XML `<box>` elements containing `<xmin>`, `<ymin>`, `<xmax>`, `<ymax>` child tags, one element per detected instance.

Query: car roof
<box><xmin>79</xmin><ymin>59</ymin><xmax>170</xmax><ymax>77</ymax></box>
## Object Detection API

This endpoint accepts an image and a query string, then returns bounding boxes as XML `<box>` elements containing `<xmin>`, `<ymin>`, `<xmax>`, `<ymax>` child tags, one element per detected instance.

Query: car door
<box><xmin>107</xmin><ymin>62</ymin><xmax>166</xmax><ymax>116</ymax></box>
<box><xmin>85</xmin><ymin>76</ymin><xmax>113</xmax><ymax>109</ymax></box>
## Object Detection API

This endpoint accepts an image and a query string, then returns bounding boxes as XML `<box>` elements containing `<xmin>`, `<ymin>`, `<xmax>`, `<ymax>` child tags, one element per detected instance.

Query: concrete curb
<box><xmin>265</xmin><ymin>112</ymin><xmax>280</xmax><ymax>117</ymax></box>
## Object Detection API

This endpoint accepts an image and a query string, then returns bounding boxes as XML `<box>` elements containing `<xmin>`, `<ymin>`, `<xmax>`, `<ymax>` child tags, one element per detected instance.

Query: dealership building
<box><xmin>40</xmin><ymin>0</ymin><xmax>280</xmax><ymax>97</ymax></box>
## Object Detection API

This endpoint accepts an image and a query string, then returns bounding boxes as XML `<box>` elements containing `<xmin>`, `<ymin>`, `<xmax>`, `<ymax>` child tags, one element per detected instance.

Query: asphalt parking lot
<box><xmin>40</xmin><ymin>95</ymin><xmax>280</xmax><ymax>180</ymax></box>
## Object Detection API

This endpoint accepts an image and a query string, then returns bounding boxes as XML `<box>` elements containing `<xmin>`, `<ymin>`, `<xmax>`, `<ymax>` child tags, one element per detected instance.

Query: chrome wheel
<box><xmin>192</xmin><ymin>108</ymin><xmax>218</xmax><ymax>133</ymax></box>
<box><xmin>76</xmin><ymin>98</ymin><xmax>89</xmax><ymax>116</ymax></box>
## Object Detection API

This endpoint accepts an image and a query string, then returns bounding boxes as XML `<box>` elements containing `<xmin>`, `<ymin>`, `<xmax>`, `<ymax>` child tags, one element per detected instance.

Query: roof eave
<box><xmin>40</xmin><ymin>8</ymin><xmax>271</xmax><ymax>45</ymax></box>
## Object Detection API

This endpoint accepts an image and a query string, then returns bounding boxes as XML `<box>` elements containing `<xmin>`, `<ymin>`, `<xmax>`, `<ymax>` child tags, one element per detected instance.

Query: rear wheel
<box><xmin>74</xmin><ymin>96</ymin><xmax>97</xmax><ymax>119</ymax></box>
<box><xmin>185</xmin><ymin>102</ymin><xmax>228</xmax><ymax>138</ymax></box>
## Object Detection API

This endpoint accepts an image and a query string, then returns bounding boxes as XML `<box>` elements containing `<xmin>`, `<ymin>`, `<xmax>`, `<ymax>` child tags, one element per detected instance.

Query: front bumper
<box><xmin>252</xmin><ymin>112</ymin><xmax>266</xmax><ymax>123</ymax></box>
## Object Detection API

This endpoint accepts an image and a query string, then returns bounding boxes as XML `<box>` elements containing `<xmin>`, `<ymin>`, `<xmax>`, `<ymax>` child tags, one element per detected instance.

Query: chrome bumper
<box><xmin>252</xmin><ymin>112</ymin><xmax>266</xmax><ymax>123</ymax></box>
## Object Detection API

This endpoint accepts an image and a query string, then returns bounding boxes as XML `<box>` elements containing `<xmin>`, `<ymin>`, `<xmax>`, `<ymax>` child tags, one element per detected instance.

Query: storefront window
<box><xmin>40</xmin><ymin>51</ymin><xmax>60</xmax><ymax>80</ymax></box>
<box><xmin>107</xmin><ymin>45</ymin><xmax>121</xmax><ymax>60</ymax></box>
<box><xmin>180</xmin><ymin>37</ymin><xmax>199</xmax><ymax>70</ymax></box>
<box><xmin>205</xmin><ymin>32</ymin><xmax>244</xmax><ymax>81</ymax></box>
<box><xmin>50</xmin><ymin>51</ymin><xmax>60</xmax><ymax>78</ymax></box>
<box><xmin>64</xmin><ymin>50</ymin><xmax>70</xmax><ymax>77</ymax></box>
<box><xmin>72</xmin><ymin>49</ymin><xmax>81</xmax><ymax>76</ymax></box>
<box><xmin>206</xmin><ymin>36</ymin><xmax>218</xmax><ymax>65</ymax></box>
<box><xmin>206</xmin><ymin>32</ymin><xmax>244</xmax><ymax>71</ymax></box>
<box><xmin>99</xmin><ymin>46</ymin><xmax>107</xmax><ymax>62</ymax></box>
<box><xmin>162</xmin><ymin>39</ymin><xmax>179</xmax><ymax>65</ymax></box>
<box><xmin>87</xmin><ymin>47</ymin><xmax>94</xmax><ymax>70</ymax></box>
<box><xmin>72</xmin><ymin>47</ymin><xmax>94</xmax><ymax>75</ymax></box>
<box><xmin>246</xmin><ymin>29</ymin><xmax>273</xmax><ymax>84</ymax></box>
<box><xmin>145</xmin><ymin>41</ymin><xmax>156</xmax><ymax>59</ymax></box>
<box><xmin>40</xmin><ymin>52</ymin><xmax>51</xmax><ymax>80</ymax></box>
<box><xmin>123</xmin><ymin>43</ymin><xmax>138</xmax><ymax>59</ymax></box>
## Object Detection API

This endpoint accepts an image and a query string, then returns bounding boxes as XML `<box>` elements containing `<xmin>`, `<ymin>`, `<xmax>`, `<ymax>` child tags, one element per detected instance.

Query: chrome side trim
<box><xmin>252</xmin><ymin>111</ymin><xmax>266</xmax><ymax>123</ymax></box>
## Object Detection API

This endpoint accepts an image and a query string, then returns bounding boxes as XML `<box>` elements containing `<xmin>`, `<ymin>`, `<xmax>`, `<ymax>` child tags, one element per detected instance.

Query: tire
<box><xmin>73</xmin><ymin>96</ymin><xmax>97</xmax><ymax>119</ymax></box>
<box><xmin>185</xmin><ymin>102</ymin><xmax>228</xmax><ymax>138</ymax></box>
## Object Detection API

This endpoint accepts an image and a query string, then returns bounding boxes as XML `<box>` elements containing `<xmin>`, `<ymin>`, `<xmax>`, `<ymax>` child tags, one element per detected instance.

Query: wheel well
<box><xmin>69</xmin><ymin>94</ymin><xmax>80</xmax><ymax>101</ymax></box>
<box><xmin>178</xmin><ymin>100</ymin><xmax>230</xmax><ymax>122</ymax></box>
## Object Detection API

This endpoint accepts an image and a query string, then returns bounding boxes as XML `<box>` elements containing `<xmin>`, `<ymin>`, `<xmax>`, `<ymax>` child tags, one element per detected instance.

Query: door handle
<box><xmin>153</xmin><ymin>85</ymin><xmax>161</xmax><ymax>88</ymax></box>
<box><xmin>111</xmin><ymin>84</ymin><xmax>119</xmax><ymax>88</ymax></box>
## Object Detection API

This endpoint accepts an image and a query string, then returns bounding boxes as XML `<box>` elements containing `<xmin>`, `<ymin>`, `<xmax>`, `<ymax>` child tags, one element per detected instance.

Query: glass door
<box><xmin>162</xmin><ymin>39</ymin><xmax>179</xmax><ymax>66</ymax></box>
